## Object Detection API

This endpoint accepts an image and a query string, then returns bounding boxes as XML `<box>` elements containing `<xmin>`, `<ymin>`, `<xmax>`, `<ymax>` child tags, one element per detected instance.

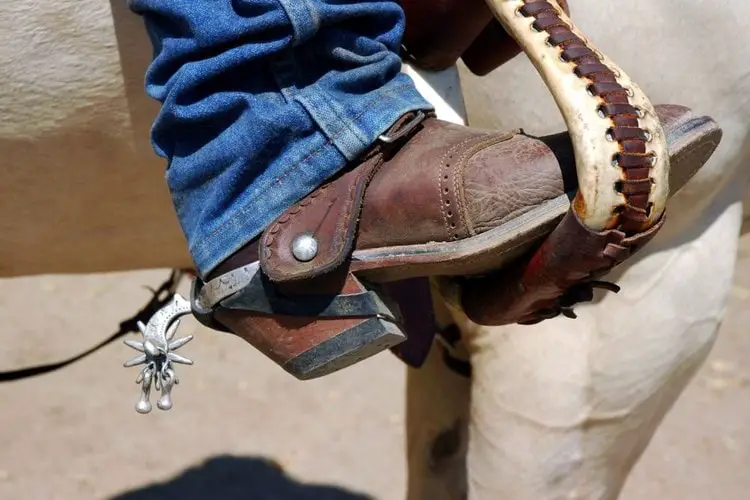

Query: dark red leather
<box><xmin>462</xmin><ymin>209</ymin><xmax>665</xmax><ymax>326</ymax></box>
<box><xmin>398</xmin><ymin>0</ymin><xmax>570</xmax><ymax>75</ymax></box>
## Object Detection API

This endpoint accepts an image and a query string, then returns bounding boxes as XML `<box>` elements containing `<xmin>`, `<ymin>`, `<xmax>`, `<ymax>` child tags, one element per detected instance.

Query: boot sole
<box><xmin>350</xmin><ymin>108</ymin><xmax>722</xmax><ymax>283</ymax></box>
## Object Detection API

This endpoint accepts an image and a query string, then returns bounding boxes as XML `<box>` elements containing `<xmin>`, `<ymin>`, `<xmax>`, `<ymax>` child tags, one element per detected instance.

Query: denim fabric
<box><xmin>128</xmin><ymin>0</ymin><xmax>433</xmax><ymax>276</ymax></box>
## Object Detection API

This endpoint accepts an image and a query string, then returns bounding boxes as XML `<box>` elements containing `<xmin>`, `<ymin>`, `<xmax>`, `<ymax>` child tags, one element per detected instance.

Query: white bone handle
<box><xmin>484</xmin><ymin>0</ymin><xmax>669</xmax><ymax>232</ymax></box>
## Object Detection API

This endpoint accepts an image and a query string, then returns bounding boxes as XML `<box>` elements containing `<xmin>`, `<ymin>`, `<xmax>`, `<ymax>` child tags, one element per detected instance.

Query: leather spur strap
<box><xmin>259</xmin><ymin>112</ymin><xmax>426</xmax><ymax>284</ymax></box>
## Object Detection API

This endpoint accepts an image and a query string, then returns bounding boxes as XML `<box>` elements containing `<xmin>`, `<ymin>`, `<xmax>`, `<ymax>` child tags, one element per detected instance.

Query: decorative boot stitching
<box><xmin>438</xmin><ymin>135</ymin><xmax>489</xmax><ymax>241</ymax></box>
<box><xmin>263</xmin><ymin>153</ymin><xmax>384</xmax><ymax>273</ymax></box>
<box><xmin>454</xmin><ymin>133</ymin><xmax>517</xmax><ymax>237</ymax></box>
<box><xmin>518</xmin><ymin>0</ymin><xmax>657</xmax><ymax>235</ymax></box>
<box><xmin>262</xmin><ymin>184</ymin><xmax>329</xmax><ymax>262</ymax></box>
<box><xmin>438</xmin><ymin>132</ymin><xmax>515</xmax><ymax>241</ymax></box>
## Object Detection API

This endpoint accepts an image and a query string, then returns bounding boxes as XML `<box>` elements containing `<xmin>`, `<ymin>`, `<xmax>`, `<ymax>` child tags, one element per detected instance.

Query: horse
<box><xmin>403</xmin><ymin>1</ymin><xmax>750</xmax><ymax>498</ymax></box>
<box><xmin>1</xmin><ymin>0</ymin><xmax>748</xmax><ymax>498</ymax></box>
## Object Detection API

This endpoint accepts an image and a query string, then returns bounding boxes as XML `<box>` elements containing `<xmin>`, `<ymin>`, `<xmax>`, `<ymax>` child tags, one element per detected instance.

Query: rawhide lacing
<box><xmin>517</xmin><ymin>0</ymin><xmax>660</xmax><ymax>234</ymax></box>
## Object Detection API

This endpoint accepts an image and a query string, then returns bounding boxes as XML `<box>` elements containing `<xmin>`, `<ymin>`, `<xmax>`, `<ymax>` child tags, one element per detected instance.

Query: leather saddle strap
<box><xmin>462</xmin><ymin>208</ymin><xmax>666</xmax><ymax>325</ymax></box>
<box><xmin>397</xmin><ymin>0</ymin><xmax>569</xmax><ymax>75</ymax></box>
<box><xmin>382</xmin><ymin>278</ymin><xmax>438</xmax><ymax>368</ymax></box>
<box><xmin>399</xmin><ymin>0</ymin><xmax>496</xmax><ymax>71</ymax></box>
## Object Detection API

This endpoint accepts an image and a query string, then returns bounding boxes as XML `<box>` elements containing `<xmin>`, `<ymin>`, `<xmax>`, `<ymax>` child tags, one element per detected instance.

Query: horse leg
<box><xmin>397</xmin><ymin>62</ymin><xmax>473</xmax><ymax>500</ymax></box>
<box><xmin>405</xmin><ymin>290</ymin><xmax>472</xmax><ymax>500</ymax></box>
<box><xmin>449</xmin><ymin>184</ymin><xmax>742</xmax><ymax>499</ymax></box>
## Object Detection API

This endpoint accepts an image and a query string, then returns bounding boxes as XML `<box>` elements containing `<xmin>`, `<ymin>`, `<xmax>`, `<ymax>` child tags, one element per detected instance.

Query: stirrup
<box><xmin>191</xmin><ymin>261</ymin><xmax>407</xmax><ymax>378</ymax></box>
<box><xmin>124</xmin><ymin>263</ymin><xmax>406</xmax><ymax>414</ymax></box>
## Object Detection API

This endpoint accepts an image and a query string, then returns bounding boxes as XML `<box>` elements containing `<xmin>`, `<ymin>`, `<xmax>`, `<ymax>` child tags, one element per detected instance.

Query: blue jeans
<box><xmin>128</xmin><ymin>0</ymin><xmax>433</xmax><ymax>277</ymax></box>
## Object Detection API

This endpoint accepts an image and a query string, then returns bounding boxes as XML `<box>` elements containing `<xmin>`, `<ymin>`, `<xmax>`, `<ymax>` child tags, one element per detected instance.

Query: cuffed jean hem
<box><xmin>189</xmin><ymin>81</ymin><xmax>433</xmax><ymax>277</ymax></box>
<box><xmin>296</xmin><ymin>75</ymin><xmax>432</xmax><ymax>161</ymax></box>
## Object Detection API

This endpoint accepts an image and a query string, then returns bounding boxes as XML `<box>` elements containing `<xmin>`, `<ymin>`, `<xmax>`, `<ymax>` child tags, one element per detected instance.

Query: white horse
<box><xmin>1</xmin><ymin>1</ymin><xmax>748</xmax><ymax>499</ymax></box>
<box><xmin>403</xmin><ymin>2</ymin><xmax>750</xmax><ymax>498</ymax></box>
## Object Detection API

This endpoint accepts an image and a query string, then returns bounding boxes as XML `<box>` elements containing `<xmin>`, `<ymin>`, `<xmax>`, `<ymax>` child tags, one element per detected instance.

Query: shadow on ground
<box><xmin>110</xmin><ymin>455</ymin><xmax>374</xmax><ymax>500</ymax></box>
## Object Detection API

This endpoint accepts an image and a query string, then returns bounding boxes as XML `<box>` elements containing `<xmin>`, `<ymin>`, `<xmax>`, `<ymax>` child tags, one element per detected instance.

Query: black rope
<box><xmin>0</xmin><ymin>270</ymin><xmax>183</xmax><ymax>382</ymax></box>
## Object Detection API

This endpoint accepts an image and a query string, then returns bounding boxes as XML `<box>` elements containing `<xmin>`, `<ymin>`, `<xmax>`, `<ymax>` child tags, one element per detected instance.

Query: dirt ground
<box><xmin>1</xmin><ymin>234</ymin><xmax>748</xmax><ymax>500</ymax></box>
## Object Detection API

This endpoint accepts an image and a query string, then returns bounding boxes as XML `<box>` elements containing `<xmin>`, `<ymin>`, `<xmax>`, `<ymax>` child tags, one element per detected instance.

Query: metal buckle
<box><xmin>377</xmin><ymin>110</ymin><xmax>426</xmax><ymax>144</ymax></box>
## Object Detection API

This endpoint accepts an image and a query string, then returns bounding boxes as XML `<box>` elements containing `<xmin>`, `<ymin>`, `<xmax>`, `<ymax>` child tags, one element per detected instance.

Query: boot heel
<box><xmin>194</xmin><ymin>269</ymin><xmax>407</xmax><ymax>380</ymax></box>
<box><xmin>286</xmin><ymin>309</ymin><xmax>407</xmax><ymax>380</ymax></box>
<box><xmin>282</xmin><ymin>275</ymin><xmax>408</xmax><ymax>380</ymax></box>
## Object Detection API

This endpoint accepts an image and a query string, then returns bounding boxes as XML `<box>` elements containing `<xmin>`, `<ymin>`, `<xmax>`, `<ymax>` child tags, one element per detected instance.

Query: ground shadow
<box><xmin>110</xmin><ymin>454</ymin><xmax>375</xmax><ymax>500</ymax></box>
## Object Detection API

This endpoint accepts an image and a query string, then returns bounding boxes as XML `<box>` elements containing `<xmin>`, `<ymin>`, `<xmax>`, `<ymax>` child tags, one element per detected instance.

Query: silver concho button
<box><xmin>291</xmin><ymin>232</ymin><xmax>318</xmax><ymax>262</ymax></box>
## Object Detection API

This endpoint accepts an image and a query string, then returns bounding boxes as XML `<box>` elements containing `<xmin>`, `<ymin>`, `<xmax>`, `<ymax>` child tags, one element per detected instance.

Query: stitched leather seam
<box><xmin>453</xmin><ymin>140</ymin><xmax>480</xmax><ymax>236</ymax></box>
<box><xmin>455</xmin><ymin>133</ymin><xmax>516</xmax><ymax>236</ymax></box>
<box><xmin>438</xmin><ymin>136</ymin><xmax>483</xmax><ymax>240</ymax></box>
<box><xmin>519</xmin><ymin>0</ymin><xmax>657</xmax><ymax>235</ymax></box>
<box><xmin>263</xmin><ymin>153</ymin><xmax>384</xmax><ymax>274</ymax></box>
<box><xmin>263</xmin><ymin>184</ymin><xmax>328</xmax><ymax>263</ymax></box>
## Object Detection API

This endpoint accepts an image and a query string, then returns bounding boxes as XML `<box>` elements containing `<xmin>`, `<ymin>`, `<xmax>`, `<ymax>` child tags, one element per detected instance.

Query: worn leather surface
<box><xmin>213</xmin><ymin>271</ymin><xmax>375</xmax><ymax>366</ymax></box>
<box><xmin>261</xmin><ymin>116</ymin><xmax>575</xmax><ymax>283</ymax></box>
<box><xmin>461</xmin><ymin>132</ymin><xmax>576</xmax><ymax>233</ymax></box>
<box><xmin>359</xmin><ymin>121</ymin><xmax>525</xmax><ymax>246</ymax></box>
<box><xmin>398</xmin><ymin>0</ymin><xmax>569</xmax><ymax>75</ymax></box>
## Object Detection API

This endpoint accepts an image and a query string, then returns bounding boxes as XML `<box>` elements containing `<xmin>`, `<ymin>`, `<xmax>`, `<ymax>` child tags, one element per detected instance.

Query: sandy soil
<box><xmin>0</xmin><ymin>236</ymin><xmax>748</xmax><ymax>500</ymax></box>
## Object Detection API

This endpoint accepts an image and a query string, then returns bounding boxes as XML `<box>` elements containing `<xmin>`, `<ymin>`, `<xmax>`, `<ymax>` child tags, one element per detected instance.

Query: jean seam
<box><xmin>275</xmin><ymin>0</ymin><xmax>320</xmax><ymax>46</ymax></box>
<box><xmin>299</xmin><ymin>85</ymin><xmax>375</xmax><ymax>153</ymax></box>
<box><xmin>269</xmin><ymin>55</ymin><xmax>298</xmax><ymax>102</ymax></box>
<box><xmin>321</xmin><ymin>87</ymin><xmax>373</xmax><ymax>150</ymax></box>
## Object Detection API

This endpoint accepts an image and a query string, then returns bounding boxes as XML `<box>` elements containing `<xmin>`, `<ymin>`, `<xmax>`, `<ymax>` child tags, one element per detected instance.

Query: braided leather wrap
<box><xmin>487</xmin><ymin>0</ymin><xmax>669</xmax><ymax>233</ymax></box>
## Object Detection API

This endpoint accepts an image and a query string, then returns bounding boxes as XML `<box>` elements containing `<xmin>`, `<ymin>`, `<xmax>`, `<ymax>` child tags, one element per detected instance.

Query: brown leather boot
<box><xmin>190</xmin><ymin>105</ymin><xmax>721</xmax><ymax>379</ymax></box>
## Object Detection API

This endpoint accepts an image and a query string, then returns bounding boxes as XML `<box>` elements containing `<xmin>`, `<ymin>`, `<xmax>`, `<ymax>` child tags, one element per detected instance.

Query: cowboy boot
<box><xmin>190</xmin><ymin>104</ymin><xmax>721</xmax><ymax>379</ymax></box>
